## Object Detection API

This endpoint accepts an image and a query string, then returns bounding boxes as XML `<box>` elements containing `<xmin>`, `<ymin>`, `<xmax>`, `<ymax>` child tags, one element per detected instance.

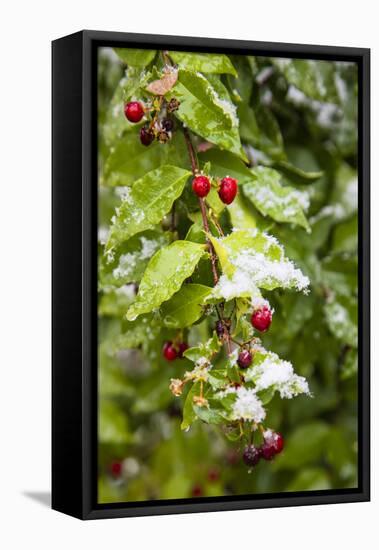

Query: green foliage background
<box><xmin>97</xmin><ymin>48</ymin><xmax>358</xmax><ymax>503</ymax></box>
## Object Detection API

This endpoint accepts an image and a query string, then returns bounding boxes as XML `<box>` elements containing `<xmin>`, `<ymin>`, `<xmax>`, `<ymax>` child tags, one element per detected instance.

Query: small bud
<box><xmin>169</xmin><ymin>378</ymin><xmax>184</xmax><ymax>396</ymax></box>
<box><xmin>193</xmin><ymin>395</ymin><xmax>208</xmax><ymax>407</ymax></box>
<box><xmin>167</xmin><ymin>97</ymin><xmax>180</xmax><ymax>113</ymax></box>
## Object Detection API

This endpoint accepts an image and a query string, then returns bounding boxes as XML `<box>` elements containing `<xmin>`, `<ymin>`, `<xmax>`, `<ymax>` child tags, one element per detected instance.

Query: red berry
<box><xmin>124</xmin><ymin>101</ymin><xmax>144</xmax><ymax>123</ymax></box>
<box><xmin>163</xmin><ymin>341</ymin><xmax>177</xmax><ymax>361</ymax></box>
<box><xmin>237</xmin><ymin>350</ymin><xmax>252</xmax><ymax>369</ymax></box>
<box><xmin>140</xmin><ymin>126</ymin><xmax>154</xmax><ymax>146</ymax></box>
<box><xmin>265</xmin><ymin>430</ymin><xmax>284</xmax><ymax>454</ymax></box>
<box><xmin>207</xmin><ymin>467</ymin><xmax>220</xmax><ymax>482</ymax></box>
<box><xmin>261</xmin><ymin>430</ymin><xmax>284</xmax><ymax>460</ymax></box>
<box><xmin>242</xmin><ymin>445</ymin><xmax>261</xmax><ymax>467</ymax></box>
<box><xmin>226</xmin><ymin>449</ymin><xmax>239</xmax><ymax>466</ymax></box>
<box><xmin>110</xmin><ymin>460</ymin><xmax>123</xmax><ymax>478</ymax></box>
<box><xmin>251</xmin><ymin>306</ymin><xmax>272</xmax><ymax>332</ymax></box>
<box><xmin>191</xmin><ymin>484</ymin><xmax>203</xmax><ymax>497</ymax></box>
<box><xmin>177</xmin><ymin>342</ymin><xmax>189</xmax><ymax>359</ymax></box>
<box><xmin>261</xmin><ymin>442</ymin><xmax>276</xmax><ymax>461</ymax></box>
<box><xmin>192</xmin><ymin>175</ymin><xmax>211</xmax><ymax>198</ymax></box>
<box><xmin>218</xmin><ymin>177</ymin><xmax>238</xmax><ymax>204</ymax></box>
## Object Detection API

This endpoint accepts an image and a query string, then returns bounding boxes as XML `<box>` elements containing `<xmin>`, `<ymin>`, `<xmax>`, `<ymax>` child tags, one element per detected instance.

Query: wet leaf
<box><xmin>114</xmin><ymin>48</ymin><xmax>156</xmax><ymax>67</ymax></box>
<box><xmin>126</xmin><ymin>241</ymin><xmax>205</xmax><ymax>320</ymax></box>
<box><xmin>160</xmin><ymin>284</ymin><xmax>212</xmax><ymax>328</ymax></box>
<box><xmin>244</xmin><ymin>166</ymin><xmax>310</xmax><ymax>231</ymax></box>
<box><xmin>170</xmin><ymin>51</ymin><xmax>237</xmax><ymax>76</ymax></box>
<box><xmin>166</xmin><ymin>70</ymin><xmax>246</xmax><ymax>160</ymax></box>
<box><xmin>106</xmin><ymin>165</ymin><xmax>191</xmax><ymax>250</ymax></box>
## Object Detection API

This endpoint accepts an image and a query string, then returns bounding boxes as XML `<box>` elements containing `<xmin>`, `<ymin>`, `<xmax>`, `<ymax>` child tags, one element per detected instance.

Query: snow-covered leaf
<box><xmin>100</xmin><ymin>230</ymin><xmax>170</xmax><ymax>288</ymax></box>
<box><xmin>106</xmin><ymin>165</ymin><xmax>191</xmax><ymax>251</ymax></box>
<box><xmin>324</xmin><ymin>295</ymin><xmax>357</xmax><ymax>348</ymax></box>
<box><xmin>210</xmin><ymin>229</ymin><xmax>310</xmax><ymax>299</ymax></box>
<box><xmin>244</xmin><ymin>166</ymin><xmax>310</xmax><ymax>231</ymax></box>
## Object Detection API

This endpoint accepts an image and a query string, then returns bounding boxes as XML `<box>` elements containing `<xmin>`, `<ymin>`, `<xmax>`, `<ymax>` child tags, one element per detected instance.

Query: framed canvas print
<box><xmin>52</xmin><ymin>30</ymin><xmax>370</xmax><ymax>520</ymax></box>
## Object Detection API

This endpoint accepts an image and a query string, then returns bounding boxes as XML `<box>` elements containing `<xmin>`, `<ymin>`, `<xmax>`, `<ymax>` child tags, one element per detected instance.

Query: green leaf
<box><xmin>341</xmin><ymin>348</ymin><xmax>358</xmax><ymax>380</ymax></box>
<box><xmin>272</xmin><ymin>160</ymin><xmax>323</xmax><ymax>185</ymax></box>
<box><xmin>114</xmin><ymin>48</ymin><xmax>157</xmax><ymax>67</ymax></box>
<box><xmin>170</xmin><ymin>51</ymin><xmax>237</xmax><ymax>76</ymax></box>
<box><xmin>206</xmin><ymin>187</ymin><xmax>226</xmax><ymax>215</ymax></box>
<box><xmin>166</xmin><ymin>70</ymin><xmax>246</xmax><ymax>160</ymax></box>
<box><xmin>285</xmin><ymin>468</ymin><xmax>331</xmax><ymax>491</ymax></box>
<box><xmin>106</xmin><ymin>165</ymin><xmax>191</xmax><ymax>250</ymax></box>
<box><xmin>183</xmin><ymin>334</ymin><xmax>221</xmax><ymax>362</ymax></box>
<box><xmin>99</xmin><ymin>399</ymin><xmax>130</xmax><ymax>444</ymax></box>
<box><xmin>274</xmin><ymin>421</ymin><xmax>330</xmax><ymax>470</ymax></box>
<box><xmin>103</xmin><ymin>131</ymin><xmax>188</xmax><ymax>187</ymax></box>
<box><xmin>193</xmin><ymin>404</ymin><xmax>225</xmax><ymax>424</ymax></box>
<box><xmin>181</xmin><ymin>382</ymin><xmax>201</xmax><ymax>430</ymax></box>
<box><xmin>199</xmin><ymin>149</ymin><xmax>255</xmax><ymax>184</ymax></box>
<box><xmin>98</xmin><ymin>287</ymin><xmax>135</xmax><ymax>318</ymax></box>
<box><xmin>100</xmin><ymin>230</ymin><xmax>170</xmax><ymax>288</ymax></box>
<box><xmin>101</xmin><ymin>76</ymin><xmax>131</xmax><ymax>148</ymax></box>
<box><xmin>243</xmin><ymin>166</ymin><xmax>310</xmax><ymax>231</ymax></box>
<box><xmin>227</xmin><ymin>193</ymin><xmax>257</xmax><ymax>230</ymax></box>
<box><xmin>126</xmin><ymin>241</ymin><xmax>205</xmax><ymax>320</ymax></box>
<box><xmin>110</xmin><ymin>314</ymin><xmax>160</xmax><ymax>352</ymax></box>
<box><xmin>160</xmin><ymin>284</ymin><xmax>212</xmax><ymax>328</ymax></box>
<box><xmin>272</xmin><ymin>58</ymin><xmax>339</xmax><ymax>103</ymax></box>
<box><xmin>324</xmin><ymin>295</ymin><xmax>357</xmax><ymax>348</ymax></box>
<box><xmin>238</xmin><ymin>103</ymin><xmax>284</xmax><ymax>160</ymax></box>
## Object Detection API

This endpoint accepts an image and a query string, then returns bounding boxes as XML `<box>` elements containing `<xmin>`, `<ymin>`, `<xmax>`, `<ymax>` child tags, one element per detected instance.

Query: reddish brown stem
<box><xmin>183</xmin><ymin>128</ymin><xmax>219</xmax><ymax>285</ymax></box>
<box><xmin>183</xmin><ymin>127</ymin><xmax>234</xmax><ymax>355</ymax></box>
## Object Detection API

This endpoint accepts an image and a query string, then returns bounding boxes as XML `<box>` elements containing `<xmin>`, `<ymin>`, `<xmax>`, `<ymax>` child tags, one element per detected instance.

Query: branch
<box><xmin>183</xmin><ymin>127</ymin><xmax>233</xmax><ymax>356</ymax></box>
<box><xmin>183</xmin><ymin>128</ymin><xmax>219</xmax><ymax>285</ymax></box>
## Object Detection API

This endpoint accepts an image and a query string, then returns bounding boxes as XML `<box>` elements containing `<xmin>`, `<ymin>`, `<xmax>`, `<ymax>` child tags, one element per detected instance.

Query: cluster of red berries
<box><xmin>243</xmin><ymin>430</ymin><xmax>284</xmax><ymax>468</ymax></box>
<box><xmin>163</xmin><ymin>340</ymin><xmax>189</xmax><ymax>361</ymax></box>
<box><xmin>124</xmin><ymin>100</ymin><xmax>178</xmax><ymax>147</ymax></box>
<box><xmin>192</xmin><ymin>174</ymin><xmax>238</xmax><ymax>205</ymax></box>
<box><xmin>190</xmin><ymin>467</ymin><xmax>220</xmax><ymax>497</ymax></box>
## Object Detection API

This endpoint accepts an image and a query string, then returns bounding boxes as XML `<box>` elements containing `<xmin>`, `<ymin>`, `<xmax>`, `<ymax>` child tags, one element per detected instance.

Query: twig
<box><xmin>183</xmin><ymin>128</ymin><xmax>219</xmax><ymax>285</ymax></box>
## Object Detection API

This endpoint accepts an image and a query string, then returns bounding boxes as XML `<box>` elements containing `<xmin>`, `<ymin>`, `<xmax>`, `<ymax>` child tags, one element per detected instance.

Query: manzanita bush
<box><xmin>98</xmin><ymin>48</ymin><xmax>358</xmax><ymax>501</ymax></box>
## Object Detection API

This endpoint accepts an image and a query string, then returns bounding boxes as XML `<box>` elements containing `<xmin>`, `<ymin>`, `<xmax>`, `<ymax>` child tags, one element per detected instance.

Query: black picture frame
<box><xmin>52</xmin><ymin>30</ymin><xmax>370</xmax><ymax>520</ymax></box>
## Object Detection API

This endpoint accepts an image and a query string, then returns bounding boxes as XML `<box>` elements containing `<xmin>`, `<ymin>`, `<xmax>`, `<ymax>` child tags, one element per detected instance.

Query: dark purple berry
<box><xmin>242</xmin><ymin>445</ymin><xmax>261</xmax><ymax>467</ymax></box>
<box><xmin>237</xmin><ymin>350</ymin><xmax>253</xmax><ymax>369</ymax></box>
<box><xmin>140</xmin><ymin>126</ymin><xmax>154</xmax><ymax>146</ymax></box>
<box><xmin>178</xmin><ymin>342</ymin><xmax>189</xmax><ymax>358</ymax></box>
<box><xmin>161</xmin><ymin>118</ymin><xmax>174</xmax><ymax>132</ymax></box>
<box><xmin>215</xmin><ymin>320</ymin><xmax>224</xmax><ymax>338</ymax></box>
